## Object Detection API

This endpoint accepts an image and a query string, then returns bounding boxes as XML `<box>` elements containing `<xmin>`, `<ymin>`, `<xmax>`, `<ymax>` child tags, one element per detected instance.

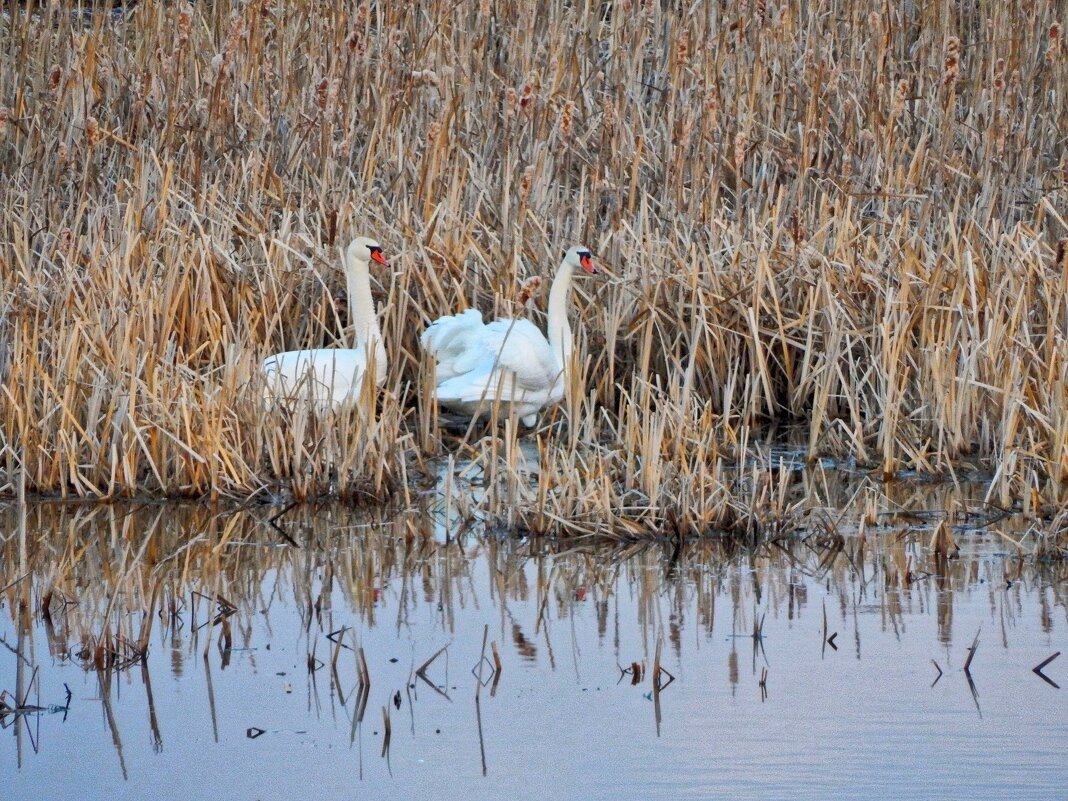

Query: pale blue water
<box><xmin>1</xmin><ymin>500</ymin><xmax>1065</xmax><ymax>801</ymax></box>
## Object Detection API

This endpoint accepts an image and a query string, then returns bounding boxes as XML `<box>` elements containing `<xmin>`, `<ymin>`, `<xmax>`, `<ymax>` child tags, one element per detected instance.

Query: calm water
<box><xmin>1</xmin><ymin>480</ymin><xmax>1066</xmax><ymax>800</ymax></box>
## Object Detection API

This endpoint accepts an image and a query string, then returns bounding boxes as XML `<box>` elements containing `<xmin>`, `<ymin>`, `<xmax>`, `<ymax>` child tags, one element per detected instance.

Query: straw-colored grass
<box><xmin>1</xmin><ymin>1</ymin><xmax>1066</xmax><ymax>533</ymax></box>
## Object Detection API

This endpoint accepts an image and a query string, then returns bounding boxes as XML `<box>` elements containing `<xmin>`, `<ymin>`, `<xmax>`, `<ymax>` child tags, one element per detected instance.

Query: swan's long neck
<box><xmin>344</xmin><ymin>247</ymin><xmax>386</xmax><ymax>378</ymax></box>
<box><xmin>546</xmin><ymin>257</ymin><xmax>574</xmax><ymax>375</ymax></box>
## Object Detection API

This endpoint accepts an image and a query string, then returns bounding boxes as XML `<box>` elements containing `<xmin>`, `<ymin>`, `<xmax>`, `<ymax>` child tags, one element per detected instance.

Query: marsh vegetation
<box><xmin>0</xmin><ymin>1</ymin><xmax>1066</xmax><ymax>540</ymax></box>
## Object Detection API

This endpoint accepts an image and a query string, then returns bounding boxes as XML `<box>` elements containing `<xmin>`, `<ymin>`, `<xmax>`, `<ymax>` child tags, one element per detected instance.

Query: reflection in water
<box><xmin>1</xmin><ymin>479</ymin><xmax>1066</xmax><ymax>800</ymax></box>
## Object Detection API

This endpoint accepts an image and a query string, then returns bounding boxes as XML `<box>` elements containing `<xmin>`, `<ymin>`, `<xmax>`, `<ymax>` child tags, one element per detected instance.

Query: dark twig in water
<box><xmin>963</xmin><ymin>628</ymin><xmax>980</xmax><ymax>674</ymax></box>
<box><xmin>931</xmin><ymin>660</ymin><xmax>943</xmax><ymax>687</ymax></box>
<box><xmin>1032</xmin><ymin>652</ymin><xmax>1060</xmax><ymax>689</ymax></box>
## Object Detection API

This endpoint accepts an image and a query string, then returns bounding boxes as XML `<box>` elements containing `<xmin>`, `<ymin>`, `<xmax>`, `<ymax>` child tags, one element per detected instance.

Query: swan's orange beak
<box><xmin>580</xmin><ymin>254</ymin><xmax>597</xmax><ymax>274</ymax></box>
<box><xmin>370</xmin><ymin>249</ymin><xmax>389</xmax><ymax>266</ymax></box>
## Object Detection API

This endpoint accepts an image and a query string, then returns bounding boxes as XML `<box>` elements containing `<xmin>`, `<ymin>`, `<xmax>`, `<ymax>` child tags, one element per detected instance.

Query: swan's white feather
<box><xmin>419</xmin><ymin>309</ymin><xmax>485</xmax><ymax>381</ymax></box>
<box><xmin>263</xmin><ymin>347</ymin><xmax>377</xmax><ymax>406</ymax></box>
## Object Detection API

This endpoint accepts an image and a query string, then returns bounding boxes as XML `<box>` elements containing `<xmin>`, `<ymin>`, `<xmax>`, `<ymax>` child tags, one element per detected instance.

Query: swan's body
<box><xmin>421</xmin><ymin>246</ymin><xmax>596</xmax><ymax>426</ymax></box>
<box><xmin>263</xmin><ymin>237</ymin><xmax>388</xmax><ymax>407</ymax></box>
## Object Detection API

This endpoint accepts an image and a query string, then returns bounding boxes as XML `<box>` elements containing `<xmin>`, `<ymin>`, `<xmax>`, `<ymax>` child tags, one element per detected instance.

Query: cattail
<box><xmin>505</xmin><ymin>86</ymin><xmax>518</xmax><ymax>119</ymax></box>
<box><xmin>427</xmin><ymin>119</ymin><xmax>442</xmax><ymax>147</ymax></box>
<box><xmin>943</xmin><ymin>36</ymin><xmax>960</xmax><ymax>87</ymax></box>
<box><xmin>519</xmin><ymin>165</ymin><xmax>534</xmax><ymax>199</ymax></box>
<box><xmin>58</xmin><ymin>228</ymin><xmax>74</xmax><ymax>258</ymax></box>
<box><xmin>479</xmin><ymin>0</ymin><xmax>491</xmax><ymax>18</ymax></box>
<box><xmin>733</xmin><ymin>131</ymin><xmax>746</xmax><ymax>174</ymax></box>
<box><xmin>827</xmin><ymin>64</ymin><xmax>841</xmax><ymax>92</ymax></box>
<box><xmin>517</xmin><ymin>275</ymin><xmax>542</xmax><ymax>306</ymax></box>
<box><xmin>48</xmin><ymin>65</ymin><xmax>62</xmax><ymax>92</ymax></box>
<box><xmin>756</xmin><ymin>0</ymin><xmax>767</xmax><ymax>26</ymax></box>
<box><xmin>1056</xmin><ymin>239</ymin><xmax>1068</xmax><ymax>272</ymax></box>
<box><xmin>891</xmin><ymin>78</ymin><xmax>908</xmax><ymax>118</ymax></box>
<box><xmin>705</xmin><ymin>85</ymin><xmax>718</xmax><ymax>118</ymax></box>
<box><xmin>602</xmin><ymin>100</ymin><xmax>615</xmax><ymax>133</ymax></box>
<box><xmin>316</xmin><ymin>78</ymin><xmax>329</xmax><ymax>110</ymax></box>
<box><xmin>559</xmin><ymin>100</ymin><xmax>574</xmax><ymax>137</ymax></box>
<box><xmin>85</xmin><ymin>116</ymin><xmax>100</xmax><ymax>149</ymax></box>
<box><xmin>519</xmin><ymin>78</ymin><xmax>536</xmax><ymax>108</ymax></box>
<box><xmin>992</xmin><ymin>58</ymin><xmax>1005</xmax><ymax>91</ymax></box>
<box><xmin>176</xmin><ymin>9</ymin><xmax>191</xmax><ymax>50</ymax></box>
<box><xmin>0</xmin><ymin>107</ymin><xmax>7</xmax><ymax>143</ymax></box>
<box><xmin>672</xmin><ymin>109</ymin><xmax>693</xmax><ymax>145</ymax></box>
<box><xmin>675</xmin><ymin>29</ymin><xmax>689</xmax><ymax>66</ymax></box>
<box><xmin>260</xmin><ymin>0</ymin><xmax>272</xmax><ymax>16</ymax></box>
<box><xmin>346</xmin><ymin>30</ymin><xmax>364</xmax><ymax>57</ymax></box>
<box><xmin>867</xmin><ymin>12</ymin><xmax>880</xmax><ymax>30</ymax></box>
<box><xmin>411</xmin><ymin>69</ymin><xmax>439</xmax><ymax>87</ymax></box>
<box><xmin>1049</xmin><ymin>22</ymin><xmax>1062</xmax><ymax>62</ymax></box>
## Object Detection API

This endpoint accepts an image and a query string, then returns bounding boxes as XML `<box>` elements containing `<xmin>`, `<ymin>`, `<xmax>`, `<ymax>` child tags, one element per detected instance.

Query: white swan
<box><xmin>421</xmin><ymin>245</ymin><xmax>596</xmax><ymax>426</ymax></box>
<box><xmin>262</xmin><ymin>237</ymin><xmax>388</xmax><ymax>407</ymax></box>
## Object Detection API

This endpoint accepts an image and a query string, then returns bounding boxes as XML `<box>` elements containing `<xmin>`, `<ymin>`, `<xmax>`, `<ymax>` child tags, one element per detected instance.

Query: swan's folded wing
<box><xmin>463</xmin><ymin>318</ymin><xmax>560</xmax><ymax>393</ymax></box>
<box><xmin>433</xmin><ymin>360</ymin><xmax>548</xmax><ymax>406</ymax></box>
<box><xmin>420</xmin><ymin>309</ymin><xmax>485</xmax><ymax>381</ymax></box>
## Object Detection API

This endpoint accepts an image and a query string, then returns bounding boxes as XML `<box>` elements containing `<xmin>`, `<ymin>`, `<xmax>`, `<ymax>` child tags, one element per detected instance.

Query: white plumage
<box><xmin>263</xmin><ymin>237</ymin><xmax>389</xmax><ymax>408</ymax></box>
<box><xmin>421</xmin><ymin>246</ymin><xmax>596</xmax><ymax>426</ymax></box>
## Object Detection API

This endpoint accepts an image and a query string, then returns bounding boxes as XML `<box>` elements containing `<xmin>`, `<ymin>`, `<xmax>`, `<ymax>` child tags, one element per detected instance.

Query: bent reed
<box><xmin>1</xmin><ymin>1</ymin><xmax>1066</xmax><ymax>536</ymax></box>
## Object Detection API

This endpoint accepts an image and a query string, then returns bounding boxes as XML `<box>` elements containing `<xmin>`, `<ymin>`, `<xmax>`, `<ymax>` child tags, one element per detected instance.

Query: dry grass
<box><xmin>1</xmin><ymin>1</ymin><xmax>1067</xmax><ymax>532</ymax></box>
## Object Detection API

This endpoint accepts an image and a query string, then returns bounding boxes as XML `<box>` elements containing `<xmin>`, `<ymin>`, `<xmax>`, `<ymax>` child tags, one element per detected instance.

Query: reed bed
<box><xmin>1</xmin><ymin>1</ymin><xmax>1066</xmax><ymax>531</ymax></box>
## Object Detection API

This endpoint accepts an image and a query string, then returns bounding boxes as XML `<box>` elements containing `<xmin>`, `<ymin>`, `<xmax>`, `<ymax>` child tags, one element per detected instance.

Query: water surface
<box><xmin>1</xmin><ymin>480</ymin><xmax>1065</xmax><ymax>800</ymax></box>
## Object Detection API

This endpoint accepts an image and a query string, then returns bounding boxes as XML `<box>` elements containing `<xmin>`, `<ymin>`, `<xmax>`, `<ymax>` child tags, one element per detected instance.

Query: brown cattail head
<box><xmin>48</xmin><ymin>65</ymin><xmax>62</xmax><ymax>92</ymax></box>
<box><xmin>176</xmin><ymin>9</ymin><xmax>191</xmax><ymax>50</ymax></box>
<box><xmin>85</xmin><ymin>116</ymin><xmax>100</xmax><ymax>149</ymax></box>
<box><xmin>1056</xmin><ymin>239</ymin><xmax>1068</xmax><ymax>271</ymax></box>
<box><xmin>891</xmin><ymin>78</ymin><xmax>909</xmax><ymax>118</ymax></box>
<box><xmin>1049</xmin><ymin>22</ymin><xmax>1062</xmax><ymax>62</ymax></box>
<box><xmin>733</xmin><ymin>131</ymin><xmax>746</xmax><ymax>173</ymax></box>
<box><xmin>675</xmin><ymin>29</ymin><xmax>689</xmax><ymax>65</ymax></box>
<box><xmin>943</xmin><ymin>36</ymin><xmax>960</xmax><ymax>87</ymax></box>
<box><xmin>519</xmin><ymin>75</ymin><xmax>538</xmax><ymax>107</ymax></box>
<box><xmin>559</xmin><ymin>100</ymin><xmax>574</xmax><ymax>137</ymax></box>
<box><xmin>505</xmin><ymin>86</ymin><xmax>518</xmax><ymax>119</ymax></box>
<box><xmin>519</xmin><ymin>165</ymin><xmax>534</xmax><ymax>199</ymax></box>
<box><xmin>316</xmin><ymin>79</ymin><xmax>329</xmax><ymax>110</ymax></box>
<box><xmin>705</xmin><ymin>84</ymin><xmax>718</xmax><ymax>118</ymax></box>
<box><xmin>602</xmin><ymin>100</ymin><xmax>615</xmax><ymax>132</ymax></box>
<box><xmin>411</xmin><ymin>69</ymin><xmax>439</xmax><ymax>88</ymax></box>
<box><xmin>517</xmin><ymin>275</ymin><xmax>543</xmax><ymax>306</ymax></box>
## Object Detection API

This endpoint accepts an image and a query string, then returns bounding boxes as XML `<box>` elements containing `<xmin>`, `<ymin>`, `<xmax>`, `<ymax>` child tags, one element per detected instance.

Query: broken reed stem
<box><xmin>476</xmin><ymin>623</ymin><xmax>488</xmax><ymax>700</ymax></box>
<box><xmin>963</xmin><ymin>628</ymin><xmax>981</xmax><ymax>674</ymax></box>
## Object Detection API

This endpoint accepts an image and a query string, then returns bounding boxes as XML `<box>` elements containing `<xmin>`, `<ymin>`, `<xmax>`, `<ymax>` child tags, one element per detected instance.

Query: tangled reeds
<box><xmin>1</xmin><ymin>1</ymin><xmax>1066</xmax><ymax>534</ymax></box>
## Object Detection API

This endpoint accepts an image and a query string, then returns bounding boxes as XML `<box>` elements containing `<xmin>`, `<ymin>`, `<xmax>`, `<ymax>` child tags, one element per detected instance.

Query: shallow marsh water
<box><xmin>1</xmin><ymin>470</ymin><xmax>1066</xmax><ymax>800</ymax></box>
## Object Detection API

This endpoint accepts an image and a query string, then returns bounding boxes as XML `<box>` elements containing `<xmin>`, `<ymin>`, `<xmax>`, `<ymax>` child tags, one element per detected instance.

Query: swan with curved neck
<box><xmin>263</xmin><ymin>236</ymin><xmax>389</xmax><ymax>406</ymax></box>
<box><xmin>421</xmin><ymin>245</ymin><xmax>596</xmax><ymax>426</ymax></box>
